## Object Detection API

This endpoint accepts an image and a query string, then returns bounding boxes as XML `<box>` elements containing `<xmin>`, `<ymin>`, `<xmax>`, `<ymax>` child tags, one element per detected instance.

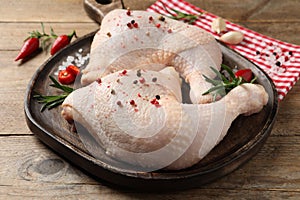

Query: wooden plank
<box><xmin>270</xmin><ymin>81</ymin><xmax>300</xmax><ymax>136</ymax></box>
<box><xmin>1</xmin><ymin>0</ymin><xmax>300</xmax><ymax>199</ymax></box>
<box><xmin>192</xmin><ymin>0</ymin><xmax>271</xmax><ymax>22</ymax></box>
<box><xmin>199</xmin><ymin>0</ymin><xmax>300</xmax><ymax>22</ymax></box>
<box><xmin>0</xmin><ymin>0</ymin><xmax>93</xmax><ymax>23</ymax></box>
<box><xmin>1</xmin><ymin>3</ymin><xmax>299</xmax><ymax>51</ymax></box>
<box><xmin>3</xmin><ymin>21</ymin><xmax>300</xmax><ymax>52</ymax></box>
<box><xmin>1</xmin><ymin>135</ymin><xmax>300</xmax><ymax>198</ymax></box>
<box><xmin>0</xmin><ymin>50</ymin><xmax>38</xmax><ymax>135</ymax></box>
<box><xmin>241</xmin><ymin>22</ymin><xmax>300</xmax><ymax>45</ymax></box>
<box><xmin>0</xmin><ymin>60</ymin><xmax>297</xmax><ymax>136</ymax></box>
<box><xmin>122</xmin><ymin>0</ymin><xmax>300</xmax><ymax>45</ymax></box>
<box><xmin>123</xmin><ymin>0</ymin><xmax>300</xmax><ymax>23</ymax></box>
<box><xmin>0</xmin><ymin>22</ymin><xmax>97</xmax><ymax>135</ymax></box>
<box><xmin>2</xmin><ymin>0</ymin><xmax>299</xmax><ymax>24</ymax></box>
<box><xmin>0</xmin><ymin>23</ymin><xmax>99</xmax><ymax>50</ymax></box>
<box><xmin>1</xmin><ymin>21</ymin><xmax>299</xmax><ymax>55</ymax></box>
<box><xmin>123</xmin><ymin>0</ymin><xmax>267</xmax><ymax>20</ymax></box>
<box><xmin>249</xmin><ymin>0</ymin><xmax>300</xmax><ymax>22</ymax></box>
<box><xmin>1</xmin><ymin>30</ymin><xmax>299</xmax><ymax>136</ymax></box>
<box><xmin>0</xmin><ymin>11</ymin><xmax>299</xmax><ymax>142</ymax></box>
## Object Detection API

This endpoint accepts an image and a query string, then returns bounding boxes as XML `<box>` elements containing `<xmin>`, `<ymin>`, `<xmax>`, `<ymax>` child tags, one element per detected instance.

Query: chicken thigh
<box><xmin>81</xmin><ymin>9</ymin><xmax>222</xmax><ymax>104</ymax></box>
<box><xmin>62</xmin><ymin>68</ymin><xmax>268</xmax><ymax>171</ymax></box>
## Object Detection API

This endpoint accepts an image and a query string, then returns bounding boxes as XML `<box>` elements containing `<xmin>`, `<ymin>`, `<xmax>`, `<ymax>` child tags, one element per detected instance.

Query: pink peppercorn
<box><xmin>139</xmin><ymin>77</ymin><xmax>145</xmax><ymax>84</ymax></box>
<box><xmin>120</xmin><ymin>69</ymin><xmax>127</xmax><ymax>76</ymax></box>
<box><xmin>133</xmin><ymin>22</ymin><xmax>139</xmax><ymax>28</ymax></box>
<box><xmin>127</xmin><ymin>23</ymin><xmax>133</xmax><ymax>29</ymax></box>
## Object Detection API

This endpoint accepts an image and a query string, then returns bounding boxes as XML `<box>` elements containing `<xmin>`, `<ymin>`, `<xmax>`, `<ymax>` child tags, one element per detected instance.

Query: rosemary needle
<box><xmin>33</xmin><ymin>76</ymin><xmax>74</xmax><ymax>111</ymax></box>
<box><xmin>161</xmin><ymin>3</ymin><xmax>202</xmax><ymax>24</ymax></box>
<box><xmin>202</xmin><ymin>64</ymin><xmax>257</xmax><ymax>100</ymax></box>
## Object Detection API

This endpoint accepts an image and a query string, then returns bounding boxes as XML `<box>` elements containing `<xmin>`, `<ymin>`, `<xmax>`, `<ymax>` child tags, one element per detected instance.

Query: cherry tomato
<box><xmin>235</xmin><ymin>69</ymin><xmax>253</xmax><ymax>82</ymax></box>
<box><xmin>58</xmin><ymin>70</ymin><xmax>76</xmax><ymax>85</ymax></box>
<box><xmin>66</xmin><ymin>65</ymin><xmax>80</xmax><ymax>76</ymax></box>
<box><xmin>15</xmin><ymin>37</ymin><xmax>39</xmax><ymax>61</ymax></box>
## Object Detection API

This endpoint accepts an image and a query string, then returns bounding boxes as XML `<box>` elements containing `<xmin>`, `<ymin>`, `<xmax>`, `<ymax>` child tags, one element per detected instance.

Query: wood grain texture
<box><xmin>1</xmin><ymin>136</ymin><xmax>300</xmax><ymax>198</ymax></box>
<box><xmin>1</xmin><ymin>0</ymin><xmax>300</xmax><ymax>198</ymax></box>
<box><xmin>0</xmin><ymin>0</ymin><xmax>92</xmax><ymax>22</ymax></box>
<box><xmin>1</xmin><ymin>23</ymin><xmax>99</xmax><ymax>50</ymax></box>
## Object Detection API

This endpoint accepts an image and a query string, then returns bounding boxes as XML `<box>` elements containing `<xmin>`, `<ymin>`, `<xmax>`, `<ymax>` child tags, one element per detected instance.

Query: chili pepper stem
<box><xmin>50</xmin><ymin>26</ymin><xmax>58</xmax><ymax>38</ymax></box>
<box><xmin>68</xmin><ymin>30</ymin><xmax>77</xmax><ymax>40</ymax></box>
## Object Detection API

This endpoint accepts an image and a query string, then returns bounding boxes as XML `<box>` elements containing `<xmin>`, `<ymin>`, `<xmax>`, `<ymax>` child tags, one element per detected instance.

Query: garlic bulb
<box><xmin>219</xmin><ymin>31</ymin><xmax>244</xmax><ymax>45</ymax></box>
<box><xmin>211</xmin><ymin>17</ymin><xmax>226</xmax><ymax>34</ymax></box>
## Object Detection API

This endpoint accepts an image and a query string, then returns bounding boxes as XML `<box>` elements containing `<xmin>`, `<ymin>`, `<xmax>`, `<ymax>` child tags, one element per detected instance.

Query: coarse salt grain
<box><xmin>54</xmin><ymin>48</ymin><xmax>90</xmax><ymax>75</ymax></box>
<box><xmin>67</xmin><ymin>56</ymin><xmax>75</xmax><ymax>62</ymax></box>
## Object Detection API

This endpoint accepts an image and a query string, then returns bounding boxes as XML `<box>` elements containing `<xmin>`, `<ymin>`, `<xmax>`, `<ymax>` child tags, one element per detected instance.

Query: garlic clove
<box><xmin>211</xmin><ymin>17</ymin><xmax>227</xmax><ymax>34</ymax></box>
<box><xmin>219</xmin><ymin>31</ymin><xmax>244</xmax><ymax>45</ymax></box>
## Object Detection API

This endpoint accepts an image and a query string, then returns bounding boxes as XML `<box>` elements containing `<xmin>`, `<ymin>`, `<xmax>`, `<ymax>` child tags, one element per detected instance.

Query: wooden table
<box><xmin>1</xmin><ymin>0</ymin><xmax>300</xmax><ymax>199</ymax></box>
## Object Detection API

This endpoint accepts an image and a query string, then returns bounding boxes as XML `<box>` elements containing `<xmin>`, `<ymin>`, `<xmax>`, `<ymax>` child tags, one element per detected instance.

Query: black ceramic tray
<box><xmin>24</xmin><ymin>29</ymin><xmax>278</xmax><ymax>190</ymax></box>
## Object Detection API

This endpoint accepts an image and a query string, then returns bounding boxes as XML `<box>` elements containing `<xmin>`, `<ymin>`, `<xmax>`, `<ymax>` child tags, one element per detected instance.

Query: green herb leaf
<box><xmin>221</xmin><ymin>64</ymin><xmax>236</xmax><ymax>79</ymax></box>
<box><xmin>33</xmin><ymin>76</ymin><xmax>74</xmax><ymax>112</ymax></box>
<box><xmin>49</xmin><ymin>76</ymin><xmax>74</xmax><ymax>93</ymax></box>
<box><xmin>162</xmin><ymin>3</ymin><xmax>202</xmax><ymax>24</ymax></box>
<box><xmin>203</xmin><ymin>74</ymin><xmax>222</xmax><ymax>85</ymax></box>
<box><xmin>202</xmin><ymin>64</ymin><xmax>257</xmax><ymax>100</ymax></box>
<box><xmin>202</xmin><ymin>84</ymin><xmax>225</xmax><ymax>95</ymax></box>
<box><xmin>50</xmin><ymin>26</ymin><xmax>58</xmax><ymax>38</ymax></box>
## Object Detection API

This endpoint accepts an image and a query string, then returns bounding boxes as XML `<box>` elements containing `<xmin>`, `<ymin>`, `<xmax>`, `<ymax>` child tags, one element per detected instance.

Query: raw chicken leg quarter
<box><xmin>81</xmin><ymin>9</ymin><xmax>223</xmax><ymax>104</ymax></box>
<box><xmin>62</xmin><ymin>67</ymin><xmax>268</xmax><ymax>170</ymax></box>
<box><xmin>61</xmin><ymin>9</ymin><xmax>268</xmax><ymax>170</ymax></box>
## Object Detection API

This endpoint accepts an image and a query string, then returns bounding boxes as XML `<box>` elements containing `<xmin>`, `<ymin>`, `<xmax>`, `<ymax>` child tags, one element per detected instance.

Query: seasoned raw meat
<box><xmin>62</xmin><ymin>68</ymin><xmax>268</xmax><ymax>170</ymax></box>
<box><xmin>81</xmin><ymin>9</ymin><xmax>222</xmax><ymax>104</ymax></box>
<box><xmin>61</xmin><ymin>9</ymin><xmax>268</xmax><ymax>171</ymax></box>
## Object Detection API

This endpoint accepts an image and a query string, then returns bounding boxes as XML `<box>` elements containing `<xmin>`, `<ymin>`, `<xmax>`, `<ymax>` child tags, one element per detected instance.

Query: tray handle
<box><xmin>83</xmin><ymin>0</ymin><xmax>124</xmax><ymax>23</ymax></box>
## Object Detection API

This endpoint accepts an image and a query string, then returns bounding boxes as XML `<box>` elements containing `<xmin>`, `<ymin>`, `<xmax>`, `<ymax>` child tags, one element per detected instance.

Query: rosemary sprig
<box><xmin>202</xmin><ymin>64</ymin><xmax>257</xmax><ymax>100</ymax></box>
<box><xmin>162</xmin><ymin>3</ymin><xmax>202</xmax><ymax>24</ymax></box>
<box><xmin>168</xmin><ymin>9</ymin><xmax>199</xmax><ymax>24</ymax></box>
<box><xmin>33</xmin><ymin>76</ymin><xmax>74</xmax><ymax>111</ymax></box>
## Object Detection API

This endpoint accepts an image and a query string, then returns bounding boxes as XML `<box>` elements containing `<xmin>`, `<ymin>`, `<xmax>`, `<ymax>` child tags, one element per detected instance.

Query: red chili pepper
<box><xmin>66</xmin><ymin>65</ymin><xmax>80</xmax><ymax>76</ymax></box>
<box><xmin>15</xmin><ymin>37</ymin><xmax>40</xmax><ymax>61</ymax></box>
<box><xmin>58</xmin><ymin>70</ymin><xmax>76</xmax><ymax>85</ymax></box>
<box><xmin>50</xmin><ymin>30</ymin><xmax>77</xmax><ymax>55</ymax></box>
<box><xmin>235</xmin><ymin>69</ymin><xmax>253</xmax><ymax>82</ymax></box>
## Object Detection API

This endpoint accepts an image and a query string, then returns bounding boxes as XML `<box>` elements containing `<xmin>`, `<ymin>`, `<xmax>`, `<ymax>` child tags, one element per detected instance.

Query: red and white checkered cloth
<box><xmin>147</xmin><ymin>0</ymin><xmax>300</xmax><ymax>100</ymax></box>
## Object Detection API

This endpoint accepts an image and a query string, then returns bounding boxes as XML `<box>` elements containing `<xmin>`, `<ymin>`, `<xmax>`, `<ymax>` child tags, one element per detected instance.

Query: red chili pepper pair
<box><xmin>15</xmin><ymin>23</ymin><xmax>77</xmax><ymax>61</ymax></box>
<box><xmin>58</xmin><ymin>65</ymin><xmax>80</xmax><ymax>85</ymax></box>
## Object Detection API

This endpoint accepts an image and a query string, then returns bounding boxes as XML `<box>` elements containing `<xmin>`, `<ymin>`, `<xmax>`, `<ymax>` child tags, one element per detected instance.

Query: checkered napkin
<box><xmin>147</xmin><ymin>0</ymin><xmax>300</xmax><ymax>100</ymax></box>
